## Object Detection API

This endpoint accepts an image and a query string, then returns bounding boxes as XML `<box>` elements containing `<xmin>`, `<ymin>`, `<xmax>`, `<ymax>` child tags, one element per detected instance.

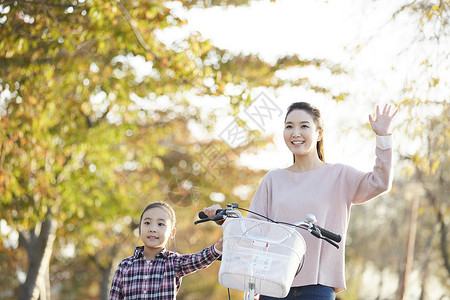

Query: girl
<box><xmin>109</xmin><ymin>202</ymin><xmax>222</xmax><ymax>300</ymax></box>
<box><xmin>204</xmin><ymin>102</ymin><xmax>398</xmax><ymax>300</ymax></box>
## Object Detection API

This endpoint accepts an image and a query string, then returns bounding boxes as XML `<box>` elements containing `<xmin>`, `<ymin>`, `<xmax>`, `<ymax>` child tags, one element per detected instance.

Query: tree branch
<box><xmin>427</xmin><ymin>190</ymin><xmax>450</xmax><ymax>276</ymax></box>
<box><xmin>115</xmin><ymin>0</ymin><xmax>160</xmax><ymax>62</ymax></box>
<box><xmin>0</xmin><ymin>0</ymin><xmax>86</xmax><ymax>8</ymax></box>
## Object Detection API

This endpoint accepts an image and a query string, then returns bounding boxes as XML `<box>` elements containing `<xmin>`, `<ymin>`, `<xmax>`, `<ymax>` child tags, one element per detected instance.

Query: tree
<box><xmin>0</xmin><ymin>0</ymin><xmax>343</xmax><ymax>299</ymax></box>
<box><xmin>392</xmin><ymin>1</ymin><xmax>449</xmax><ymax>296</ymax></box>
<box><xmin>343</xmin><ymin>0</ymin><xmax>449</xmax><ymax>298</ymax></box>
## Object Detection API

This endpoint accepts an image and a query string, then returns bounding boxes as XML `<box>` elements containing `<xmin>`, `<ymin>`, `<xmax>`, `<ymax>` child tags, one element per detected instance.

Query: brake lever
<box><xmin>322</xmin><ymin>237</ymin><xmax>339</xmax><ymax>249</ymax></box>
<box><xmin>194</xmin><ymin>213</ymin><xmax>226</xmax><ymax>225</ymax></box>
<box><xmin>194</xmin><ymin>218</ymin><xmax>212</xmax><ymax>225</ymax></box>
<box><xmin>211</xmin><ymin>214</ymin><xmax>226</xmax><ymax>223</ymax></box>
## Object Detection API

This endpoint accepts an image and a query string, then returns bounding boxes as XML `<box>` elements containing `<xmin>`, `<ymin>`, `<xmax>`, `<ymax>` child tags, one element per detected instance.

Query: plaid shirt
<box><xmin>109</xmin><ymin>245</ymin><xmax>220</xmax><ymax>300</ymax></box>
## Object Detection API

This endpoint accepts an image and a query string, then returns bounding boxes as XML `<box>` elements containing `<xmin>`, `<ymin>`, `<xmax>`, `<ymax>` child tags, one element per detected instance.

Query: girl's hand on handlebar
<box><xmin>203</xmin><ymin>204</ymin><xmax>222</xmax><ymax>218</ymax></box>
<box><xmin>203</xmin><ymin>205</ymin><xmax>225</xmax><ymax>225</ymax></box>
<box><xmin>215</xmin><ymin>238</ymin><xmax>223</xmax><ymax>252</ymax></box>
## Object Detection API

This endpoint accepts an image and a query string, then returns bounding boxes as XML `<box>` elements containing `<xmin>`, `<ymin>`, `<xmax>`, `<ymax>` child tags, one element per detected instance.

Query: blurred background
<box><xmin>0</xmin><ymin>0</ymin><xmax>448</xmax><ymax>299</ymax></box>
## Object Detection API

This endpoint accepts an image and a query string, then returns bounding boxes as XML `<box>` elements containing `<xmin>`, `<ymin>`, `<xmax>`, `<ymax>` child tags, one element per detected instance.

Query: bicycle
<box><xmin>195</xmin><ymin>203</ymin><xmax>341</xmax><ymax>300</ymax></box>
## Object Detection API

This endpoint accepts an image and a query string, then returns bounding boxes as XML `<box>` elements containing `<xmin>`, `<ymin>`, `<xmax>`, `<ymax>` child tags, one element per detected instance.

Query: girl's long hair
<box><xmin>285</xmin><ymin>102</ymin><xmax>325</xmax><ymax>162</ymax></box>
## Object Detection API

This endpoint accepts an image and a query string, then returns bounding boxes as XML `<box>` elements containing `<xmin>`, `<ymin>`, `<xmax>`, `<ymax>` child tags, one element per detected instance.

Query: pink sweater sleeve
<box><xmin>248</xmin><ymin>175</ymin><xmax>270</xmax><ymax>220</ymax></box>
<box><xmin>346</xmin><ymin>146</ymin><xmax>393</xmax><ymax>205</ymax></box>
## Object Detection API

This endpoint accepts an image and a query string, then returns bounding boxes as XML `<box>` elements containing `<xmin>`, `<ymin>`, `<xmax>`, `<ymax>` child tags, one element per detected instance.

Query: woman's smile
<box><xmin>291</xmin><ymin>140</ymin><xmax>305</xmax><ymax>146</ymax></box>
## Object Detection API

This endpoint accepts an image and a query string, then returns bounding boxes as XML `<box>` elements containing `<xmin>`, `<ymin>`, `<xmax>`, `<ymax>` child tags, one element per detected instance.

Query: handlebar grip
<box><xmin>317</xmin><ymin>226</ymin><xmax>341</xmax><ymax>243</ymax></box>
<box><xmin>198</xmin><ymin>211</ymin><xmax>209</xmax><ymax>219</ymax></box>
<box><xmin>198</xmin><ymin>209</ymin><xmax>224</xmax><ymax>220</ymax></box>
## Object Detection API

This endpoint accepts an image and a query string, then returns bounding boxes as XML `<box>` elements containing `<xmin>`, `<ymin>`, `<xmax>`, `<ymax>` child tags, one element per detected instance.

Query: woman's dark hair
<box><xmin>139</xmin><ymin>202</ymin><xmax>176</xmax><ymax>234</ymax></box>
<box><xmin>285</xmin><ymin>102</ymin><xmax>325</xmax><ymax>162</ymax></box>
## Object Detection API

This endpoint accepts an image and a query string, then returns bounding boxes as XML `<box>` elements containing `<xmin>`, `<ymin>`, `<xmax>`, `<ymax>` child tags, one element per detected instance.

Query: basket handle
<box><xmin>236</xmin><ymin>219</ymin><xmax>296</xmax><ymax>244</ymax></box>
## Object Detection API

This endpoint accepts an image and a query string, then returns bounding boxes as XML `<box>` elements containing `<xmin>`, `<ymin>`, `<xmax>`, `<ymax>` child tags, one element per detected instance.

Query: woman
<box><xmin>204</xmin><ymin>102</ymin><xmax>398</xmax><ymax>299</ymax></box>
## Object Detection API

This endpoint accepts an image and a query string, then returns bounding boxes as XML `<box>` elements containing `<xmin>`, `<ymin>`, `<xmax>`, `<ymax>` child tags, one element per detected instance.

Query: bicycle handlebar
<box><xmin>198</xmin><ymin>210</ymin><xmax>217</xmax><ymax>220</ymax></box>
<box><xmin>314</xmin><ymin>225</ymin><xmax>342</xmax><ymax>243</ymax></box>
<box><xmin>195</xmin><ymin>204</ymin><xmax>341</xmax><ymax>249</ymax></box>
<box><xmin>195</xmin><ymin>210</ymin><xmax>223</xmax><ymax>224</ymax></box>
<box><xmin>195</xmin><ymin>209</ymin><xmax>242</xmax><ymax>224</ymax></box>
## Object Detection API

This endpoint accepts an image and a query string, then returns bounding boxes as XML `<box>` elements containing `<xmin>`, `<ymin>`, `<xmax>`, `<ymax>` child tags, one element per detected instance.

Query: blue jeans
<box><xmin>260</xmin><ymin>285</ymin><xmax>336</xmax><ymax>300</ymax></box>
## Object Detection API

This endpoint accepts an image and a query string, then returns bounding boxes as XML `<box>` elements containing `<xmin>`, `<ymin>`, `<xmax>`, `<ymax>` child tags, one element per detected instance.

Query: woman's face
<box><xmin>284</xmin><ymin>109</ymin><xmax>322</xmax><ymax>159</ymax></box>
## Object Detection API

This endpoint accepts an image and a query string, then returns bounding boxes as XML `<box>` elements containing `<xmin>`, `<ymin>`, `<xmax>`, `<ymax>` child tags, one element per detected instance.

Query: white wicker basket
<box><xmin>219</xmin><ymin>218</ymin><xmax>306</xmax><ymax>298</ymax></box>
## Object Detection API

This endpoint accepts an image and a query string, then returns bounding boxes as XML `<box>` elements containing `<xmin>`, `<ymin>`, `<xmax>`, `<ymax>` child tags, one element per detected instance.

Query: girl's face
<box><xmin>139</xmin><ymin>207</ymin><xmax>175</xmax><ymax>252</ymax></box>
<box><xmin>284</xmin><ymin>109</ymin><xmax>322</xmax><ymax>159</ymax></box>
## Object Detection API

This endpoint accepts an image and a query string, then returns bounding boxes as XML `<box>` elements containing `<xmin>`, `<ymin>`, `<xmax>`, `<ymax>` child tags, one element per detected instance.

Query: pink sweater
<box><xmin>248</xmin><ymin>140</ymin><xmax>393</xmax><ymax>292</ymax></box>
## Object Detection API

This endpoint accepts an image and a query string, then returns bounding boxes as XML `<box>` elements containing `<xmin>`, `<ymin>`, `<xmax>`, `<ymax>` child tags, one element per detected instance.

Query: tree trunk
<box><xmin>375</xmin><ymin>268</ymin><xmax>384</xmax><ymax>300</ymax></box>
<box><xmin>432</xmin><ymin>196</ymin><xmax>450</xmax><ymax>277</ymax></box>
<box><xmin>18</xmin><ymin>211</ymin><xmax>57</xmax><ymax>300</ymax></box>
<box><xmin>99</xmin><ymin>245</ymin><xmax>122</xmax><ymax>300</ymax></box>
<box><xmin>100</xmin><ymin>261</ymin><xmax>115</xmax><ymax>300</ymax></box>
<box><xmin>398</xmin><ymin>197</ymin><xmax>419</xmax><ymax>300</ymax></box>
<box><xmin>419</xmin><ymin>226</ymin><xmax>435</xmax><ymax>300</ymax></box>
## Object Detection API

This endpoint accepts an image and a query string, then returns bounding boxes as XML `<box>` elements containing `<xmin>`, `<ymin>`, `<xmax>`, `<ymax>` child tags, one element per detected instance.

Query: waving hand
<box><xmin>369</xmin><ymin>104</ymin><xmax>398</xmax><ymax>136</ymax></box>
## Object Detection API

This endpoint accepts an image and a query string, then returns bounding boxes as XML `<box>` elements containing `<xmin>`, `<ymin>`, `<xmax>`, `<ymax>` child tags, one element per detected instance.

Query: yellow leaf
<box><xmin>431</xmin><ymin>159</ymin><xmax>440</xmax><ymax>174</ymax></box>
<box><xmin>333</xmin><ymin>93</ymin><xmax>345</xmax><ymax>102</ymax></box>
<box><xmin>432</xmin><ymin>77</ymin><xmax>440</xmax><ymax>87</ymax></box>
